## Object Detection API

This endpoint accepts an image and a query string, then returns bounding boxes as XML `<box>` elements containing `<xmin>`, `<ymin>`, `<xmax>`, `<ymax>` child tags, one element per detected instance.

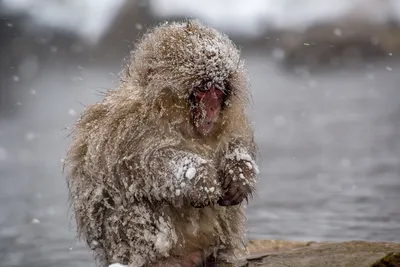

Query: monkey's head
<box><xmin>126</xmin><ymin>20</ymin><xmax>249</xmax><ymax>136</ymax></box>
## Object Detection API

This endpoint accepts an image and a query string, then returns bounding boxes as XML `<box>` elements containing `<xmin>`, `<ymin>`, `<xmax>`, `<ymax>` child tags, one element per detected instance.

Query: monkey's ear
<box><xmin>136</xmin><ymin>66</ymin><xmax>154</xmax><ymax>87</ymax></box>
<box><xmin>145</xmin><ymin>67</ymin><xmax>154</xmax><ymax>82</ymax></box>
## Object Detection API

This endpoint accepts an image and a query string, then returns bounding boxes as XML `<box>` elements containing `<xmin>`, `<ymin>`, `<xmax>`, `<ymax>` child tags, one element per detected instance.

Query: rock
<box><xmin>233</xmin><ymin>240</ymin><xmax>400</xmax><ymax>267</ymax></box>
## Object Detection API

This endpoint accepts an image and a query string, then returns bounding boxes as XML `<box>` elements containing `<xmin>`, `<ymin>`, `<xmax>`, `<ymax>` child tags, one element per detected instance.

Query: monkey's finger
<box><xmin>217</xmin><ymin>196</ymin><xmax>241</xmax><ymax>206</ymax></box>
<box><xmin>227</xmin><ymin>185</ymin><xmax>238</xmax><ymax>195</ymax></box>
<box><xmin>221</xmin><ymin>175</ymin><xmax>232</xmax><ymax>189</ymax></box>
<box><xmin>219</xmin><ymin>184</ymin><xmax>252</xmax><ymax>206</ymax></box>
<box><xmin>217</xmin><ymin>198</ymin><xmax>233</xmax><ymax>206</ymax></box>
<box><xmin>217</xmin><ymin>190</ymin><xmax>238</xmax><ymax>206</ymax></box>
<box><xmin>230</xmin><ymin>189</ymin><xmax>245</xmax><ymax>205</ymax></box>
<box><xmin>239</xmin><ymin>186</ymin><xmax>253</xmax><ymax>205</ymax></box>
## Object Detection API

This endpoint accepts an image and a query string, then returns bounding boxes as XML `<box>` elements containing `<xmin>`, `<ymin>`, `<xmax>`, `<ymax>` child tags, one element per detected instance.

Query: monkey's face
<box><xmin>130</xmin><ymin>20</ymin><xmax>248</xmax><ymax>136</ymax></box>
<box><xmin>190</xmin><ymin>81</ymin><xmax>227</xmax><ymax>135</ymax></box>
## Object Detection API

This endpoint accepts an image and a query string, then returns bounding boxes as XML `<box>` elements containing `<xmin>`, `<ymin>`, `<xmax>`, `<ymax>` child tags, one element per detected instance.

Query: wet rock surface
<box><xmin>239</xmin><ymin>240</ymin><xmax>400</xmax><ymax>267</ymax></box>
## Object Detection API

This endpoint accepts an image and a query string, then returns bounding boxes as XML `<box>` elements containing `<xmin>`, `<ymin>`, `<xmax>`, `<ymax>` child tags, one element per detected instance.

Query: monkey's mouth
<box><xmin>196</xmin><ymin>119</ymin><xmax>216</xmax><ymax>135</ymax></box>
<box><xmin>193</xmin><ymin>99</ymin><xmax>221</xmax><ymax>135</ymax></box>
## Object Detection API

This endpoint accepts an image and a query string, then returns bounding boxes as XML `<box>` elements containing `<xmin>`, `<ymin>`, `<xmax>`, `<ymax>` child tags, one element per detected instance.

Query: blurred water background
<box><xmin>0</xmin><ymin>0</ymin><xmax>400</xmax><ymax>266</ymax></box>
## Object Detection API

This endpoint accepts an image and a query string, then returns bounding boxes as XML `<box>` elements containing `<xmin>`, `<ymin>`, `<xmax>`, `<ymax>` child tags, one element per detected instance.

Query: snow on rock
<box><xmin>109</xmin><ymin>264</ymin><xmax>127</xmax><ymax>267</ymax></box>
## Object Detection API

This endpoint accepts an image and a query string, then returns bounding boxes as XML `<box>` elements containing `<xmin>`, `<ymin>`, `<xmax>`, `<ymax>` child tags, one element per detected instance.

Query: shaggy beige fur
<box><xmin>64</xmin><ymin>20</ymin><xmax>259</xmax><ymax>266</ymax></box>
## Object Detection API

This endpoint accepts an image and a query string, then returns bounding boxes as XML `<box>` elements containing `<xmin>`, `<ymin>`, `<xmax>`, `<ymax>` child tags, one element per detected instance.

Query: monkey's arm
<box><xmin>218</xmin><ymin>140</ymin><xmax>259</xmax><ymax>206</ymax></box>
<box><xmin>130</xmin><ymin>147</ymin><xmax>222</xmax><ymax>207</ymax></box>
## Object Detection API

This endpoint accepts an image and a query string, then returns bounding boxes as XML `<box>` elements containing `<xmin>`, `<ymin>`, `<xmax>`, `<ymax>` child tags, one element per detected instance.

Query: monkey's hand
<box><xmin>166</xmin><ymin>150</ymin><xmax>222</xmax><ymax>208</ymax></box>
<box><xmin>218</xmin><ymin>146</ymin><xmax>259</xmax><ymax>206</ymax></box>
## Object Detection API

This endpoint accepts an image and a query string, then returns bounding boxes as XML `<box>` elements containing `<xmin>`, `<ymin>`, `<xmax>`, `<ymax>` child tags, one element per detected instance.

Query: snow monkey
<box><xmin>64</xmin><ymin>20</ymin><xmax>259</xmax><ymax>267</ymax></box>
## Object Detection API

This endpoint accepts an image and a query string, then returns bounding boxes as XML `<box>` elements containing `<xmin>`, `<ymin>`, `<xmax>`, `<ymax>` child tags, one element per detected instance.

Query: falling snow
<box><xmin>25</xmin><ymin>132</ymin><xmax>37</xmax><ymax>141</ymax></box>
<box><xmin>31</xmin><ymin>218</ymin><xmax>40</xmax><ymax>224</ymax></box>
<box><xmin>273</xmin><ymin>115</ymin><xmax>287</xmax><ymax>127</ymax></box>
<box><xmin>68</xmin><ymin>109</ymin><xmax>77</xmax><ymax>116</ymax></box>
<box><xmin>271</xmin><ymin>48</ymin><xmax>285</xmax><ymax>61</ymax></box>
<box><xmin>0</xmin><ymin>147</ymin><xmax>8</xmax><ymax>161</ymax></box>
<box><xmin>366</xmin><ymin>73</ymin><xmax>375</xmax><ymax>80</ymax></box>
<box><xmin>333</xmin><ymin>28</ymin><xmax>342</xmax><ymax>36</ymax></box>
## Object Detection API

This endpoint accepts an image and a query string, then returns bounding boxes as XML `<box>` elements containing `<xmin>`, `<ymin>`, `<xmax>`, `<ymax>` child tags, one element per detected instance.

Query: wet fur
<box><xmin>64</xmin><ymin>20</ymin><xmax>259</xmax><ymax>266</ymax></box>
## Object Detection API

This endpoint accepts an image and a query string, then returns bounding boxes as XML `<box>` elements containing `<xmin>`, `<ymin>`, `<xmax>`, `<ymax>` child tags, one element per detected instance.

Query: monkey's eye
<box><xmin>193</xmin><ymin>83</ymin><xmax>208</xmax><ymax>93</ymax></box>
<box><xmin>192</xmin><ymin>81</ymin><xmax>227</xmax><ymax>96</ymax></box>
<box><xmin>197</xmin><ymin>87</ymin><xmax>208</xmax><ymax>92</ymax></box>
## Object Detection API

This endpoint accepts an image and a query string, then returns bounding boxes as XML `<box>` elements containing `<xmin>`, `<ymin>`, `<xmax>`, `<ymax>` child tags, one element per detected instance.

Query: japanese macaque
<box><xmin>64</xmin><ymin>20</ymin><xmax>259</xmax><ymax>267</ymax></box>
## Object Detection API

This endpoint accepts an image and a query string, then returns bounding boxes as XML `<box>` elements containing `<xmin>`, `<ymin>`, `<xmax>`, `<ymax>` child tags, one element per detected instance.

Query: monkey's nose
<box><xmin>211</xmin><ymin>92</ymin><xmax>219</xmax><ymax>99</ymax></box>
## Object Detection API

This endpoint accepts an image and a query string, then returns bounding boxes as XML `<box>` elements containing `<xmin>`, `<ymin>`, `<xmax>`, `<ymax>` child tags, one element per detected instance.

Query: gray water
<box><xmin>0</xmin><ymin>51</ymin><xmax>400</xmax><ymax>266</ymax></box>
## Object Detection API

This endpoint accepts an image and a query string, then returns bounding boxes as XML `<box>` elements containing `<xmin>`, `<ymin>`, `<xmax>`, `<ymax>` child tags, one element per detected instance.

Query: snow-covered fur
<box><xmin>64</xmin><ymin>20</ymin><xmax>259</xmax><ymax>266</ymax></box>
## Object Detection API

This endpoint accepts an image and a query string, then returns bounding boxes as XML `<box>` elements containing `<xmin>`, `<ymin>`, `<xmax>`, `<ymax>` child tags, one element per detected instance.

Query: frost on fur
<box><xmin>224</xmin><ymin>145</ymin><xmax>259</xmax><ymax>188</ymax></box>
<box><xmin>217</xmin><ymin>141</ymin><xmax>259</xmax><ymax>207</ymax></box>
<box><xmin>64</xmin><ymin>19</ymin><xmax>258</xmax><ymax>267</ymax></box>
<box><xmin>167</xmin><ymin>152</ymin><xmax>222</xmax><ymax>205</ymax></box>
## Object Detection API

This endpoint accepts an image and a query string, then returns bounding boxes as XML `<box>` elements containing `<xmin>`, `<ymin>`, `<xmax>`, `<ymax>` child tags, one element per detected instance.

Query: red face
<box><xmin>192</xmin><ymin>84</ymin><xmax>225</xmax><ymax>135</ymax></box>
